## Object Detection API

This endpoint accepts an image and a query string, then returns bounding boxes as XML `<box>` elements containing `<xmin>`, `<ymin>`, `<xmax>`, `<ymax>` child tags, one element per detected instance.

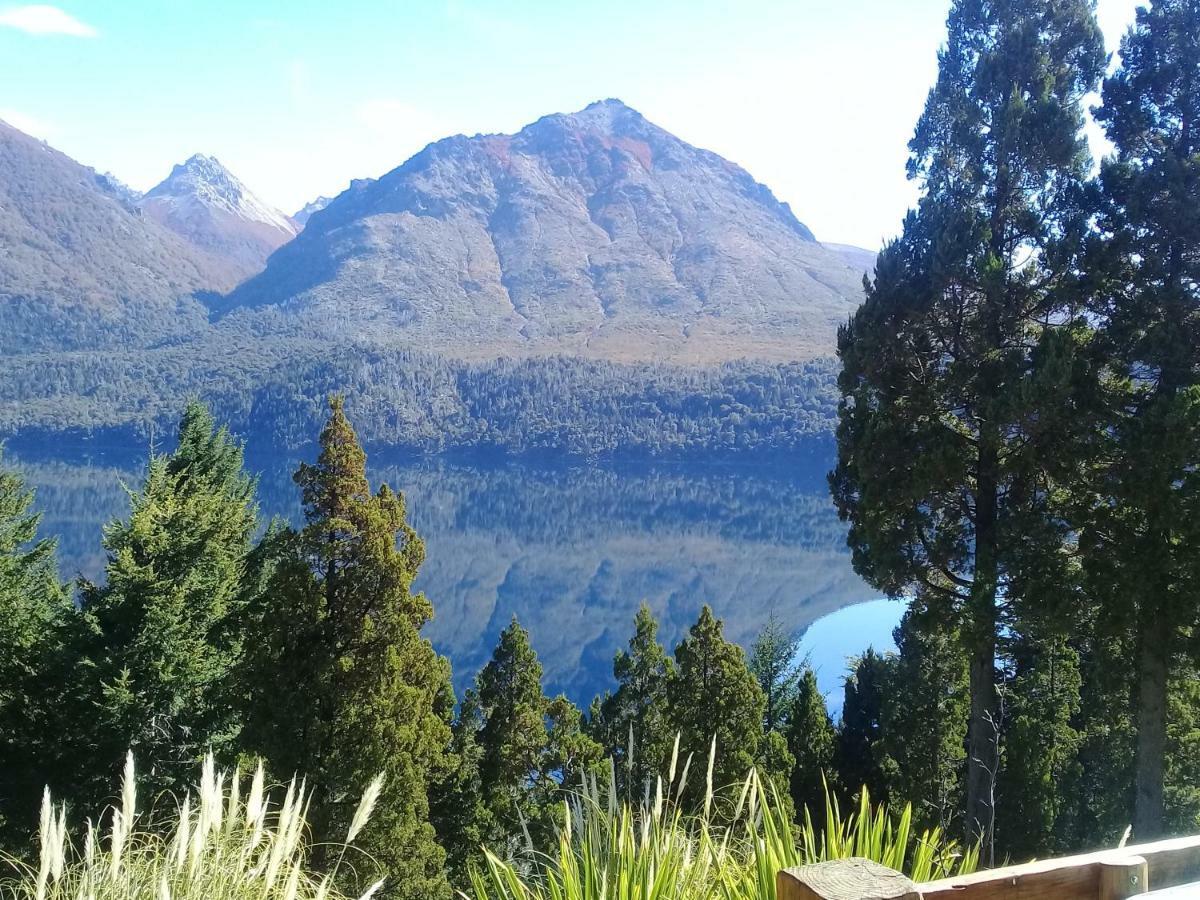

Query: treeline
<box><xmin>832</xmin><ymin>0</ymin><xmax>1200</xmax><ymax>863</ymax></box>
<box><xmin>0</xmin><ymin>346</ymin><xmax>839</xmax><ymax>458</ymax></box>
<box><xmin>0</xmin><ymin>401</ymin><xmax>883</xmax><ymax>898</ymax></box>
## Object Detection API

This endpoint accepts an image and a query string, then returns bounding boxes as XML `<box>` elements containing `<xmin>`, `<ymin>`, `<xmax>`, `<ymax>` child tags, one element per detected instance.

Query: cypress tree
<box><xmin>590</xmin><ymin>603</ymin><xmax>675</xmax><ymax>798</ymax></box>
<box><xmin>881</xmin><ymin>604</ymin><xmax>968</xmax><ymax>835</ymax></box>
<box><xmin>666</xmin><ymin>605</ymin><xmax>770</xmax><ymax>810</ymax></box>
<box><xmin>240</xmin><ymin>397</ymin><xmax>452</xmax><ymax>899</ymax></box>
<box><xmin>1087</xmin><ymin>0</ymin><xmax>1200</xmax><ymax>839</ymax></box>
<box><xmin>830</xmin><ymin>0</ymin><xmax>1105</xmax><ymax>845</ymax></box>
<box><xmin>835</xmin><ymin>649</ymin><xmax>898</xmax><ymax>804</ymax></box>
<box><xmin>76</xmin><ymin>402</ymin><xmax>256</xmax><ymax>801</ymax></box>
<box><xmin>0</xmin><ymin>454</ymin><xmax>69</xmax><ymax>848</ymax></box>
<box><xmin>785</xmin><ymin>667</ymin><xmax>837</xmax><ymax>817</ymax></box>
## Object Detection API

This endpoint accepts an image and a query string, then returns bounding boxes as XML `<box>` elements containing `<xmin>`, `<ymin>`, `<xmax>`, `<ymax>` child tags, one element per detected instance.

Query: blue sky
<box><xmin>2</xmin><ymin>0</ymin><xmax>1140</xmax><ymax>248</ymax></box>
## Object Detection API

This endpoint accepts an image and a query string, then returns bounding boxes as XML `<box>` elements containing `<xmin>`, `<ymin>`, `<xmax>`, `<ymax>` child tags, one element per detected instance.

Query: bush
<box><xmin>468</xmin><ymin>738</ymin><xmax>977</xmax><ymax>900</ymax></box>
<box><xmin>0</xmin><ymin>753</ymin><xmax>384</xmax><ymax>900</ymax></box>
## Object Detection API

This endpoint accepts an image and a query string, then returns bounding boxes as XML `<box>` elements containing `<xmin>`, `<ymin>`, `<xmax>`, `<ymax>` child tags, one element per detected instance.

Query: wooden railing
<box><xmin>777</xmin><ymin>834</ymin><xmax>1200</xmax><ymax>899</ymax></box>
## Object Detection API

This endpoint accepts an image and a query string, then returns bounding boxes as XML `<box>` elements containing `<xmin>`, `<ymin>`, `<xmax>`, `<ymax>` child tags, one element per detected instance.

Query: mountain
<box><xmin>823</xmin><ymin>242</ymin><xmax>877</xmax><ymax>276</ymax></box>
<box><xmin>0</xmin><ymin>119</ymin><xmax>233</xmax><ymax>353</ymax></box>
<box><xmin>294</xmin><ymin>195</ymin><xmax>333</xmax><ymax>226</ymax></box>
<box><xmin>140</xmin><ymin>154</ymin><xmax>298</xmax><ymax>281</ymax></box>
<box><xmin>223</xmin><ymin>99</ymin><xmax>866</xmax><ymax>363</ymax></box>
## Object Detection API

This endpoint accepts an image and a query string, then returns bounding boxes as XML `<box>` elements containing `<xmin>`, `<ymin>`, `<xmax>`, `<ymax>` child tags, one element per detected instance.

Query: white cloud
<box><xmin>0</xmin><ymin>4</ymin><xmax>96</xmax><ymax>36</ymax></box>
<box><xmin>0</xmin><ymin>107</ymin><xmax>53</xmax><ymax>138</ymax></box>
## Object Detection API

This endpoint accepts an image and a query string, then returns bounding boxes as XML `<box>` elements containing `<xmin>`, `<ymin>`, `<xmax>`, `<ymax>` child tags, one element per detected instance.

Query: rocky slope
<box><xmin>223</xmin><ymin>99</ymin><xmax>866</xmax><ymax>363</ymax></box>
<box><xmin>0</xmin><ymin>120</ymin><xmax>233</xmax><ymax>353</ymax></box>
<box><xmin>140</xmin><ymin>154</ymin><xmax>298</xmax><ymax>281</ymax></box>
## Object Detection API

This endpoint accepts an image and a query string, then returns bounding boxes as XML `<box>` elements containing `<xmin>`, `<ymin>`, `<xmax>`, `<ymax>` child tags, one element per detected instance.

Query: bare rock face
<box><xmin>293</xmin><ymin>195</ymin><xmax>334</xmax><ymax>226</ymax></box>
<box><xmin>225</xmin><ymin>100</ymin><xmax>866</xmax><ymax>363</ymax></box>
<box><xmin>0</xmin><ymin>120</ymin><xmax>233</xmax><ymax>352</ymax></box>
<box><xmin>140</xmin><ymin>154</ymin><xmax>298</xmax><ymax>282</ymax></box>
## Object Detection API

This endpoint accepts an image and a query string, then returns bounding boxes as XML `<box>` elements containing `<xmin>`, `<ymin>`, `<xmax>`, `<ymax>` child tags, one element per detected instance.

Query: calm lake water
<box><xmin>11</xmin><ymin>442</ymin><xmax>901</xmax><ymax>715</ymax></box>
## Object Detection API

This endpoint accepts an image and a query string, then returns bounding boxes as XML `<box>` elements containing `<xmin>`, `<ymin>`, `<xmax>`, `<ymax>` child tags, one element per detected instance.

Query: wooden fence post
<box><xmin>777</xmin><ymin>858</ymin><xmax>922</xmax><ymax>900</ymax></box>
<box><xmin>1099</xmin><ymin>855</ymin><xmax>1148</xmax><ymax>900</ymax></box>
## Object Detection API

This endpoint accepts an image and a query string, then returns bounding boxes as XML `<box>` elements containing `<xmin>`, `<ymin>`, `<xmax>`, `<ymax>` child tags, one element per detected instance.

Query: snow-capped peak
<box><xmin>143</xmin><ymin>154</ymin><xmax>297</xmax><ymax>235</ymax></box>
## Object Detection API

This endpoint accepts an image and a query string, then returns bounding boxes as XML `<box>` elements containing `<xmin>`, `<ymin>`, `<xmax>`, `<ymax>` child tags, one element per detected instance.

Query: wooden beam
<box><xmin>918</xmin><ymin>835</ymin><xmax>1200</xmax><ymax>900</ymax></box>
<box><xmin>777</xmin><ymin>858</ymin><xmax>921</xmax><ymax>900</ymax></box>
<box><xmin>1098</xmin><ymin>855</ymin><xmax>1148</xmax><ymax>900</ymax></box>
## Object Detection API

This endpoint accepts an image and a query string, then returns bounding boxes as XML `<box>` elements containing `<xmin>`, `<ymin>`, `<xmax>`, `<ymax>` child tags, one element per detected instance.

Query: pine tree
<box><xmin>830</xmin><ymin>0</ymin><xmax>1105</xmax><ymax>845</ymax></box>
<box><xmin>240</xmin><ymin>397</ymin><xmax>452</xmax><ymax>899</ymax></box>
<box><xmin>1087</xmin><ymin>0</ymin><xmax>1200</xmax><ymax>839</ymax></box>
<box><xmin>881</xmin><ymin>604</ymin><xmax>968</xmax><ymax>835</ymax></box>
<box><xmin>835</xmin><ymin>649</ymin><xmax>898</xmax><ymax>803</ymax></box>
<box><xmin>749</xmin><ymin>614</ymin><xmax>800</xmax><ymax>734</ymax></box>
<box><xmin>785</xmin><ymin>667</ymin><xmax>837</xmax><ymax>817</ymax></box>
<box><xmin>0</xmin><ymin>454</ymin><xmax>68</xmax><ymax>848</ymax></box>
<box><xmin>76</xmin><ymin>402</ymin><xmax>256</xmax><ymax>802</ymax></box>
<box><xmin>666</xmin><ymin>605</ymin><xmax>770</xmax><ymax>811</ymax></box>
<box><xmin>590</xmin><ymin>603</ymin><xmax>675</xmax><ymax>798</ymax></box>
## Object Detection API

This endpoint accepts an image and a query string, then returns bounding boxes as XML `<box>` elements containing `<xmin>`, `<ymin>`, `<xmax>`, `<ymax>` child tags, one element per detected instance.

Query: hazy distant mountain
<box><xmin>140</xmin><ymin>154</ymin><xmax>298</xmax><ymax>281</ymax></box>
<box><xmin>0</xmin><ymin>120</ymin><xmax>233</xmax><ymax>353</ymax></box>
<box><xmin>823</xmin><ymin>242</ymin><xmax>877</xmax><ymax>276</ymax></box>
<box><xmin>224</xmin><ymin>99</ymin><xmax>866</xmax><ymax>363</ymax></box>
<box><xmin>294</xmin><ymin>195</ymin><xmax>333</xmax><ymax>226</ymax></box>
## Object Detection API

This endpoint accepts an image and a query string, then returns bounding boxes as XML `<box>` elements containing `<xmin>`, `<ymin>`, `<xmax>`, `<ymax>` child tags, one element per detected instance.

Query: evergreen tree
<box><xmin>749</xmin><ymin>614</ymin><xmax>801</xmax><ymax>734</ymax></box>
<box><xmin>1087</xmin><ymin>0</ymin><xmax>1200</xmax><ymax>838</ymax></box>
<box><xmin>830</xmin><ymin>0</ymin><xmax>1105</xmax><ymax>844</ymax></box>
<box><xmin>76</xmin><ymin>402</ymin><xmax>256</xmax><ymax>802</ymax></box>
<box><xmin>666</xmin><ymin>606</ymin><xmax>771</xmax><ymax>811</ymax></box>
<box><xmin>590</xmin><ymin>603</ymin><xmax>675</xmax><ymax>799</ymax></box>
<box><xmin>785</xmin><ymin>667</ymin><xmax>837</xmax><ymax>817</ymax></box>
<box><xmin>882</xmin><ymin>604</ymin><xmax>968</xmax><ymax>835</ymax></box>
<box><xmin>835</xmin><ymin>649</ymin><xmax>898</xmax><ymax>803</ymax></box>
<box><xmin>997</xmin><ymin>630</ymin><xmax>1083</xmax><ymax>858</ymax></box>
<box><xmin>0</xmin><ymin>455</ymin><xmax>68</xmax><ymax>848</ymax></box>
<box><xmin>240</xmin><ymin>397</ymin><xmax>452</xmax><ymax>900</ymax></box>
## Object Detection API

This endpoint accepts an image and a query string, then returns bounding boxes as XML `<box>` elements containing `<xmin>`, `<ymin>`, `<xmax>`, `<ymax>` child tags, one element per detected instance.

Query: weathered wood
<box><xmin>917</xmin><ymin>835</ymin><xmax>1200</xmax><ymax>900</ymax></box>
<box><xmin>777</xmin><ymin>858</ymin><xmax>921</xmax><ymax>900</ymax></box>
<box><xmin>1098</xmin><ymin>856</ymin><xmax>1148</xmax><ymax>900</ymax></box>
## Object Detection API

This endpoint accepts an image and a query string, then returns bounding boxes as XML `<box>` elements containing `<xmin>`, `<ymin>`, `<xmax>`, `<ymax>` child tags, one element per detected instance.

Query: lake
<box><xmin>10</xmin><ymin>442</ymin><xmax>902</xmax><ymax>715</ymax></box>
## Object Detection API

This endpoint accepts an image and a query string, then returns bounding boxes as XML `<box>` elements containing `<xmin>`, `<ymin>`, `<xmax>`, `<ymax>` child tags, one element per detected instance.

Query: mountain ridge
<box><xmin>221</xmin><ymin>98</ymin><xmax>866</xmax><ymax>363</ymax></box>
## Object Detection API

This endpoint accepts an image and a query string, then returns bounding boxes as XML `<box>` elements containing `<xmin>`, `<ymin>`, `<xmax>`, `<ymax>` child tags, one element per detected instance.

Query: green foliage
<box><xmin>881</xmin><ymin>605</ymin><xmax>967</xmax><ymax>836</ymax></box>
<box><xmin>666</xmin><ymin>607</ymin><xmax>773</xmax><ymax>813</ymax></box>
<box><xmin>1084</xmin><ymin>0</ymin><xmax>1200</xmax><ymax>838</ymax></box>
<box><xmin>73</xmin><ymin>402</ymin><xmax>257</xmax><ymax>804</ymax></box>
<box><xmin>748</xmin><ymin>615</ymin><xmax>800</xmax><ymax>735</ymax></box>
<box><xmin>836</xmin><ymin>649</ymin><xmax>897</xmax><ymax>804</ymax></box>
<box><xmin>589</xmin><ymin>603</ymin><xmax>675</xmax><ymax>799</ymax></box>
<box><xmin>238</xmin><ymin>397</ymin><xmax>453</xmax><ymax>900</ymax></box>
<box><xmin>831</xmin><ymin>0</ymin><xmax>1106</xmax><ymax>845</ymax></box>
<box><xmin>785</xmin><ymin>669</ymin><xmax>836</xmax><ymax>818</ymax></box>
<box><xmin>469</xmin><ymin>754</ymin><xmax>977</xmax><ymax>900</ymax></box>
<box><xmin>0</xmin><ymin>454</ymin><xmax>68</xmax><ymax>846</ymax></box>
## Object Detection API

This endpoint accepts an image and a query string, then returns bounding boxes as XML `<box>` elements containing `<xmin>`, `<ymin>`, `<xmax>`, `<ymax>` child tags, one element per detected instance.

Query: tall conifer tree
<box><xmin>77</xmin><ymin>403</ymin><xmax>256</xmax><ymax>801</ymax></box>
<box><xmin>590</xmin><ymin>603</ymin><xmax>675</xmax><ymax>799</ymax></box>
<box><xmin>785</xmin><ymin>667</ymin><xmax>837</xmax><ymax>816</ymax></box>
<box><xmin>240</xmin><ymin>397</ymin><xmax>453</xmax><ymax>899</ymax></box>
<box><xmin>666</xmin><ymin>606</ymin><xmax>771</xmax><ymax>810</ymax></box>
<box><xmin>1087</xmin><ymin>0</ymin><xmax>1200</xmax><ymax>838</ymax></box>
<box><xmin>0</xmin><ymin>455</ymin><xmax>68</xmax><ymax>848</ymax></box>
<box><xmin>831</xmin><ymin>0</ymin><xmax>1105</xmax><ymax>845</ymax></box>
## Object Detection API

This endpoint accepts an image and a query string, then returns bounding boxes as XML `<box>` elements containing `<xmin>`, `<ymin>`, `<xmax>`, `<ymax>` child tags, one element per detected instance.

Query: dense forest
<box><xmin>0</xmin><ymin>348</ymin><xmax>840</xmax><ymax>458</ymax></box>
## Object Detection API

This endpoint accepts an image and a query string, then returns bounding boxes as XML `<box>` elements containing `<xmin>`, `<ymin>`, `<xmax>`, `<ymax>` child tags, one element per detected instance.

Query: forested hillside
<box><xmin>1</xmin><ymin>346</ymin><xmax>840</xmax><ymax>456</ymax></box>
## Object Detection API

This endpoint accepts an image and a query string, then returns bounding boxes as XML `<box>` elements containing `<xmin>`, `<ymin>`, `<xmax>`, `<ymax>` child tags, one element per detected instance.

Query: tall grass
<box><xmin>0</xmin><ymin>753</ymin><xmax>384</xmax><ymax>900</ymax></box>
<box><xmin>467</xmin><ymin>738</ymin><xmax>978</xmax><ymax>900</ymax></box>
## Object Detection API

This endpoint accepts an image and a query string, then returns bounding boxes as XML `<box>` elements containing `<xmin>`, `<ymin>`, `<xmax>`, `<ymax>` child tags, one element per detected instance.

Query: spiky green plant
<box><xmin>466</xmin><ymin>739</ymin><xmax>978</xmax><ymax>900</ymax></box>
<box><xmin>0</xmin><ymin>753</ymin><xmax>385</xmax><ymax>900</ymax></box>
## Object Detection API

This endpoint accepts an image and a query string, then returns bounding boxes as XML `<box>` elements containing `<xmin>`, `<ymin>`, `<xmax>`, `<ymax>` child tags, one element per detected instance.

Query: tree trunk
<box><xmin>1133</xmin><ymin>604</ymin><xmax>1169</xmax><ymax>839</ymax></box>
<box><xmin>966</xmin><ymin>443</ymin><xmax>1000</xmax><ymax>857</ymax></box>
